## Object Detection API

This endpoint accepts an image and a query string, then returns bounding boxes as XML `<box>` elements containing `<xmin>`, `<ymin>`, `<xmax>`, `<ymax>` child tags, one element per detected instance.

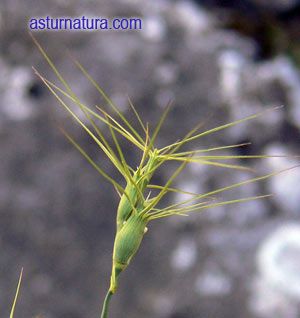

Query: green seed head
<box><xmin>31</xmin><ymin>36</ymin><xmax>298</xmax><ymax>318</ymax></box>
<box><xmin>110</xmin><ymin>212</ymin><xmax>147</xmax><ymax>293</ymax></box>
<box><xmin>116</xmin><ymin>152</ymin><xmax>160</xmax><ymax>232</ymax></box>
<box><xmin>139</xmin><ymin>150</ymin><xmax>160</xmax><ymax>190</ymax></box>
<box><xmin>116</xmin><ymin>180</ymin><xmax>138</xmax><ymax>232</ymax></box>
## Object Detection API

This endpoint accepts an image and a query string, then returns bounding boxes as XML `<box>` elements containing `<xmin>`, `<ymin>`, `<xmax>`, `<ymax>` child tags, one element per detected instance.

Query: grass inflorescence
<box><xmin>30</xmin><ymin>34</ymin><xmax>299</xmax><ymax>318</ymax></box>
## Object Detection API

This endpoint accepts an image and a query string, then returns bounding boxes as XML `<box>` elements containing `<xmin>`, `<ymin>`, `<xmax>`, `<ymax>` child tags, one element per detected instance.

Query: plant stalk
<box><xmin>101</xmin><ymin>290</ymin><xmax>113</xmax><ymax>318</ymax></box>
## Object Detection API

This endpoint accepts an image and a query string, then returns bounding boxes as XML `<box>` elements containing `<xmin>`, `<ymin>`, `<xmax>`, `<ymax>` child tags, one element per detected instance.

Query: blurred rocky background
<box><xmin>0</xmin><ymin>0</ymin><xmax>300</xmax><ymax>317</ymax></box>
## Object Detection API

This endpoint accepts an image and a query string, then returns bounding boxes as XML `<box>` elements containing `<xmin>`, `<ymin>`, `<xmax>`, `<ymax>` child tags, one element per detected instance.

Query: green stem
<box><xmin>101</xmin><ymin>290</ymin><xmax>113</xmax><ymax>318</ymax></box>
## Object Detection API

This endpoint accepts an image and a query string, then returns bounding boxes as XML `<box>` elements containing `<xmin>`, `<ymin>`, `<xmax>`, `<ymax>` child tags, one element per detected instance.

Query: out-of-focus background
<box><xmin>1</xmin><ymin>0</ymin><xmax>300</xmax><ymax>317</ymax></box>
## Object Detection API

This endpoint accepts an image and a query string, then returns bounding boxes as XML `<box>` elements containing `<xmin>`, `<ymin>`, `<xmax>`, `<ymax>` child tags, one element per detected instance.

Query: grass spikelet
<box><xmin>31</xmin><ymin>34</ymin><xmax>299</xmax><ymax>318</ymax></box>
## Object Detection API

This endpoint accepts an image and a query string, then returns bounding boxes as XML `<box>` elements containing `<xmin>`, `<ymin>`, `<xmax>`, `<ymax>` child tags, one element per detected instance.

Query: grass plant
<box><xmin>28</xmin><ymin>34</ymin><xmax>298</xmax><ymax>318</ymax></box>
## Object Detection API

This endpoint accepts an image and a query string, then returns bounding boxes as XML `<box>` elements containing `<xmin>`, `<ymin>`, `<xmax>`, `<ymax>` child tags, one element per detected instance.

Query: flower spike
<box><xmin>31</xmin><ymin>34</ymin><xmax>299</xmax><ymax>318</ymax></box>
